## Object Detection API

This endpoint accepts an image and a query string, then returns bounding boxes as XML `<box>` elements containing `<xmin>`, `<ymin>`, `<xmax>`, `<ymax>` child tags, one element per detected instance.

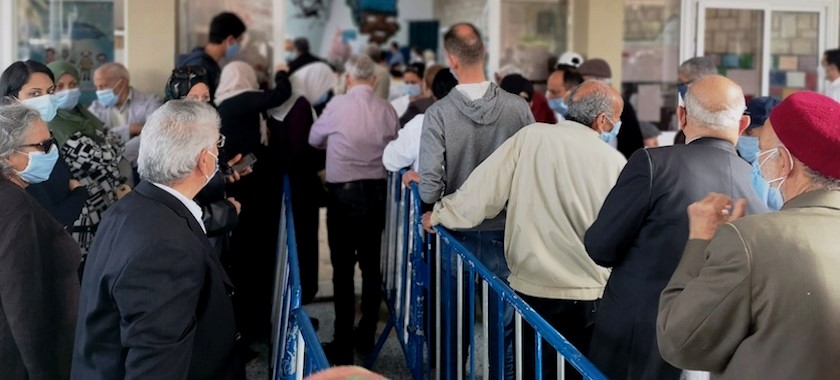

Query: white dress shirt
<box><xmin>152</xmin><ymin>183</ymin><xmax>206</xmax><ymax>233</ymax></box>
<box><xmin>382</xmin><ymin>114</ymin><xmax>423</xmax><ymax>172</ymax></box>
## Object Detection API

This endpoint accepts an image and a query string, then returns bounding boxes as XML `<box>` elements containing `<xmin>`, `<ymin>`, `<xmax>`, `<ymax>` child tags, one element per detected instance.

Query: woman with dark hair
<box><xmin>0</xmin><ymin>103</ymin><xmax>81</xmax><ymax>380</ymax></box>
<box><xmin>0</xmin><ymin>60</ymin><xmax>88</xmax><ymax>230</ymax></box>
<box><xmin>47</xmin><ymin>60</ymin><xmax>126</xmax><ymax>254</ymax></box>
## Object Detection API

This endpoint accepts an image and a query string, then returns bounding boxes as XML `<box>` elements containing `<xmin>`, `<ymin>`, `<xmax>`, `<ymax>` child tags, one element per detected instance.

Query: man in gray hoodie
<box><xmin>419</xmin><ymin>22</ymin><xmax>534</xmax><ymax>379</ymax></box>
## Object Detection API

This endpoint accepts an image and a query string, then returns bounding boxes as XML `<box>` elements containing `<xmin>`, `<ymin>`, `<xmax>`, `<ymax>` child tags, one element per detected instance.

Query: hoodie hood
<box><xmin>449</xmin><ymin>82</ymin><xmax>509</xmax><ymax>126</ymax></box>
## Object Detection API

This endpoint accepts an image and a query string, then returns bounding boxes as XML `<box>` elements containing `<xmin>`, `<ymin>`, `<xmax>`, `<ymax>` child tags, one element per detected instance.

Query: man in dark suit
<box><xmin>583</xmin><ymin>75</ymin><xmax>769</xmax><ymax>380</ymax></box>
<box><xmin>72</xmin><ymin>101</ymin><xmax>244</xmax><ymax>379</ymax></box>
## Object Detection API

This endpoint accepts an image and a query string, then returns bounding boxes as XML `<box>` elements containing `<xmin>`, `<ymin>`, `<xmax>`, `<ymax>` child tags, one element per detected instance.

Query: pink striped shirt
<box><xmin>309</xmin><ymin>85</ymin><xmax>400</xmax><ymax>183</ymax></box>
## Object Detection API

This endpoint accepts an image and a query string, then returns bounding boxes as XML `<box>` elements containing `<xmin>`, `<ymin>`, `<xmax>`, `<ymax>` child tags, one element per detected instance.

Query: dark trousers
<box><xmin>326</xmin><ymin>180</ymin><xmax>386</xmax><ymax>357</ymax></box>
<box><xmin>289</xmin><ymin>173</ymin><xmax>324</xmax><ymax>304</ymax></box>
<box><xmin>518</xmin><ymin>292</ymin><xmax>598</xmax><ymax>380</ymax></box>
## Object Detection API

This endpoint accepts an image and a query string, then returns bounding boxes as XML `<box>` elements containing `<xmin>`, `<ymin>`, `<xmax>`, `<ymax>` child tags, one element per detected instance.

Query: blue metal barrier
<box><xmin>370</xmin><ymin>170</ymin><xmax>607</xmax><ymax>380</ymax></box>
<box><xmin>271</xmin><ymin>176</ymin><xmax>331</xmax><ymax>379</ymax></box>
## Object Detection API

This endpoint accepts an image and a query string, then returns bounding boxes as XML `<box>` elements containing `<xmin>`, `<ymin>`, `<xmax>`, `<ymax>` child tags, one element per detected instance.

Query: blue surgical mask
<box><xmin>21</xmin><ymin>94</ymin><xmax>58</xmax><ymax>122</ymax></box>
<box><xmin>677</xmin><ymin>84</ymin><xmax>688</xmax><ymax>107</ymax></box>
<box><xmin>749</xmin><ymin>160</ymin><xmax>783</xmax><ymax>211</ymax></box>
<box><xmin>14</xmin><ymin>144</ymin><xmax>59</xmax><ymax>184</ymax></box>
<box><xmin>314</xmin><ymin>93</ymin><xmax>330</xmax><ymax>106</ymax></box>
<box><xmin>405</xmin><ymin>83</ymin><xmax>422</xmax><ymax>97</ymax></box>
<box><xmin>548</xmin><ymin>97</ymin><xmax>569</xmax><ymax>117</ymax></box>
<box><xmin>225</xmin><ymin>42</ymin><xmax>241</xmax><ymax>59</ymax></box>
<box><xmin>600</xmin><ymin>119</ymin><xmax>622</xmax><ymax>143</ymax></box>
<box><xmin>757</xmin><ymin>147</ymin><xmax>792</xmax><ymax>209</ymax></box>
<box><xmin>284</xmin><ymin>51</ymin><xmax>297</xmax><ymax>62</ymax></box>
<box><xmin>736</xmin><ymin>135</ymin><xmax>760</xmax><ymax>163</ymax></box>
<box><xmin>54</xmin><ymin>88</ymin><xmax>81</xmax><ymax>110</ymax></box>
<box><xmin>96</xmin><ymin>88</ymin><xmax>119</xmax><ymax>107</ymax></box>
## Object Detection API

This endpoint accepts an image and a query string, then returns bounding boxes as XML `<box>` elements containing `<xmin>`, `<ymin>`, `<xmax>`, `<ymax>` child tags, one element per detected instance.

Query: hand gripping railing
<box><xmin>371</xmin><ymin>170</ymin><xmax>607</xmax><ymax>379</ymax></box>
<box><xmin>271</xmin><ymin>176</ymin><xmax>330</xmax><ymax>379</ymax></box>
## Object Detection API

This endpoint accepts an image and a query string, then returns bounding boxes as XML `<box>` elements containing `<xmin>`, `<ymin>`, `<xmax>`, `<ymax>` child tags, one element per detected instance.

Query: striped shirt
<box><xmin>309</xmin><ymin>85</ymin><xmax>400</xmax><ymax>183</ymax></box>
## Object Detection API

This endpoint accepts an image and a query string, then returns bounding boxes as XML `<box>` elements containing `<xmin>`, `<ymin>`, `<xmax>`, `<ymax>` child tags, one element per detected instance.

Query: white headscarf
<box><xmin>268</xmin><ymin>62</ymin><xmax>336</xmax><ymax>121</ymax></box>
<box><xmin>215</xmin><ymin>61</ymin><xmax>260</xmax><ymax>106</ymax></box>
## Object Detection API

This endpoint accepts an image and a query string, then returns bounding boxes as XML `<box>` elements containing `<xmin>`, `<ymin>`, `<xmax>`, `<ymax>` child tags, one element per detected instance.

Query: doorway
<box><xmin>680</xmin><ymin>0</ymin><xmax>839</xmax><ymax>99</ymax></box>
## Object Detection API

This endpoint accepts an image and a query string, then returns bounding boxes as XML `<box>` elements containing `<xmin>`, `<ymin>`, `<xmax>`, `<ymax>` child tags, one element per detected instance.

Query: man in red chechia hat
<box><xmin>656</xmin><ymin>91</ymin><xmax>840</xmax><ymax>379</ymax></box>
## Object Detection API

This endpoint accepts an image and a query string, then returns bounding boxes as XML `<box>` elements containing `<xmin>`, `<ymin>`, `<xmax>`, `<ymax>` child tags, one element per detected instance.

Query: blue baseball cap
<box><xmin>745</xmin><ymin>96</ymin><xmax>781</xmax><ymax>130</ymax></box>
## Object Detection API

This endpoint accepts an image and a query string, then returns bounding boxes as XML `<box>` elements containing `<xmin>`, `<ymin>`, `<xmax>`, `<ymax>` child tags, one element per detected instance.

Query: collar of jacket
<box><xmin>782</xmin><ymin>189</ymin><xmax>840</xmax><ymax>212</ymax></box>
<box><xmin>686</xmin><ymin>137</ymin><xmax>736</xmax><ymax>153</ymax></box>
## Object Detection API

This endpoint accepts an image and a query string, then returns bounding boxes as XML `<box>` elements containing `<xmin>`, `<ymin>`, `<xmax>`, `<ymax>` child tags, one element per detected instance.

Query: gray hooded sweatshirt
<box><xmin>419</xmin><ymin>82</ymin><xmax>535</xmax><ymax>231</ymax></box>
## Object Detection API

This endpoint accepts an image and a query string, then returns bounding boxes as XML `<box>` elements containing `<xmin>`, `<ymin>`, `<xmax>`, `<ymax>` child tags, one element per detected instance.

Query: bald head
<box><xmin>680</xmin><ymin>75</ymin><xmax>748</xmax><ymax>144</ymax></box>
<box><xmin>546</xmin><ymin>71</ymin><xmax>566</xmax><ymax>100</ymax></box>
<box><xmin>444</xmin><ymin>23</ymin><xmax>485</xmax><ymax>67</ymax></box>
<box><xmin>566</xmin><ymin>81</ymin><xmax>624</xmax><ymax>132</ymax></box>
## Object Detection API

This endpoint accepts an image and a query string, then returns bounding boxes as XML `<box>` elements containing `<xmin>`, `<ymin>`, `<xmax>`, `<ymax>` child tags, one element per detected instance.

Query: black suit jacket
<box><xmin>584</xmin><ymin>138</ymin><xmax>769</xmax><ymax>380</ymax></box>
<box><xmin>72</xmin><ymin>181</ymin><xmax>242</xmax><ymax>380</ymax></box>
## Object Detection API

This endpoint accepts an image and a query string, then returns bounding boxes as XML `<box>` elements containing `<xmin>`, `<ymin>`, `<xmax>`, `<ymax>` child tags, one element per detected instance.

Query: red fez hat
<box><xmin>769</xmin><ymin>91</ymin><xmax>840</xmax><ymax>179</ymax></box>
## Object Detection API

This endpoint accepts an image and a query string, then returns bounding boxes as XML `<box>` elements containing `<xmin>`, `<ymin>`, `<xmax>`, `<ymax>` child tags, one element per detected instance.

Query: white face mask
<box><xmin>204</xmin><ymin>150</ymin><xmax>219</xmax><ymax>186</ymax></box>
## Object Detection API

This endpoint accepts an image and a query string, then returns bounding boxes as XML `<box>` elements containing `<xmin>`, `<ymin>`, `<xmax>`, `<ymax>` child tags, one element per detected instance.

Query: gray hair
<box><xmin>344</xmin><ymin>54</ymin><xmax>375</xmax><ymax>81</ymax></box>
<box><xmin>683</xmin><ymin>87</ymin><xmax>744</xmax><ymax>131</ymax></box>
<box><xmin>679</xmin><ymin>57</ymin><xmax>718</xmax><ymax>83</ymax></box>
<box><xmin>805</xmin><ymin>165</ymin><xmax>840</xmax><ymax>191</ymax></box>
<box><xmin>565</xmin><ymin>83</ymin><xmax>616</xmax><ymax>127</ymax></box>
<box><xmin>0</xmin><ymin>104</ymin><xmax>41</xmax><ymax>177</ymax></box>
<box><xmin>138</xmin><ymin>100</ymin><xmax>219</xmax><ymax>185</ymax></box>
<box><xmin>96</xmin><ymin>62</ymin><xmax>130</xmax><ymax>81</ymax></box>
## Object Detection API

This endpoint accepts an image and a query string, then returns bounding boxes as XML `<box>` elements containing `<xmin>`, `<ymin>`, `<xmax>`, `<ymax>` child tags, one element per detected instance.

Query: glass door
<box><xmin>687</xmin><ymin>0</ymin><xmax>837</xmax><ymax>99</ymax></box>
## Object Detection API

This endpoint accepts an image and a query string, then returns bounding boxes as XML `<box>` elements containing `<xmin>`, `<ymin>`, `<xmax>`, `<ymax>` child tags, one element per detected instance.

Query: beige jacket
<box><xmin>431</xmin><ymin>122</ymin><xmax>626</xmax><ymax>300</ymax></box>
<box><xmin>657</xmin><ymin>190</ymin><xmax>840</xmax><ymax>379</ymax></box>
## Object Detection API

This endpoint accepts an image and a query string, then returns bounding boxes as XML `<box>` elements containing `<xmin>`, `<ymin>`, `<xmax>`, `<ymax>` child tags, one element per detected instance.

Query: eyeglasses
<box><xmin>18</xmin><ymin>133</ymin><xmax>56</xmax><ymax>153</ymax></box>
<box><xmin>217</xmin><ymin>134</ymin><xmax>226</xmax><ymax>149</ymax></box>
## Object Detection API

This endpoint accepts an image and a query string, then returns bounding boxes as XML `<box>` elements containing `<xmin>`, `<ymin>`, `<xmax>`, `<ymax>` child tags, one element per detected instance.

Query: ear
<box><xmin>738</xmin><ymin>115</ymin><xmax>751</xmax><ymax>135</ymax></box>
<box><xmin>677</xmin><ymin>106</ymin><xmax>688</xmax><ymax>130</ymax></box>
<box><xmin>446</xmin><ymin>53</ymin><xmax>457</xmax><ymax>69</ymax></box>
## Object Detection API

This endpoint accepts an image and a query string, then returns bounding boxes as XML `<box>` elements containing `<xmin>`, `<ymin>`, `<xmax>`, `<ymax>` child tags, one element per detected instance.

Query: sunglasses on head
<box><xmin>18</xmin><ymin>132</ymin><xmax>56</xmax><ymax>153</ymax></box>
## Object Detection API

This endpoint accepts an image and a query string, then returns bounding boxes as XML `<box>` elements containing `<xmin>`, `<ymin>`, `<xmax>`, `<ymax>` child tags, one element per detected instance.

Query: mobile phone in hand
<box><xmin>230</xmin><ymin>153</ymin><xmax>257</xmax><ymax>173</ymax></box>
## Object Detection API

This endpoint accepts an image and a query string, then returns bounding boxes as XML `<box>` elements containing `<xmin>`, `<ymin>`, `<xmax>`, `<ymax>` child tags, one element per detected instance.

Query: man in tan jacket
<box><xmin>658</xmin><ymin>91</ymin><xmax>840</xmax><ymax>379</ymax></box>
<box><xmin>423</xmin><ymin>80</ymin><xmax>627</xmax><ymax>379</ymax></box>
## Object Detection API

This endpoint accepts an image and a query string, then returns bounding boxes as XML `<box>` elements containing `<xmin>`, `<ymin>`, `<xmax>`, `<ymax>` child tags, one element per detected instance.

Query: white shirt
<box><xmin>456</xmin><ymin>81</ymin><xmax>491</xmax><ymax>101</ymax></box>
<box><xmin>390</xmin><ymin>94</ymin><xmax>411</xmax><ymax>118</ymax></box>
<box><xmin>152</xmin><ymin>183</ymin><xmax>206</xmax><ymax>233</ymax></box>
<box><xmin>824</xmin><ymin>78</ymin><xmax>840</xmax><ymax>103</ymax></box>
<box><xmin>108</xmin><ymin>89</ymin><xmax>133</xmax><ymax>141</ymax></box>
<box><xmin>382</xmin><ymin>114</ymin><xmax>424</xmax><ymax>172</ymax></box>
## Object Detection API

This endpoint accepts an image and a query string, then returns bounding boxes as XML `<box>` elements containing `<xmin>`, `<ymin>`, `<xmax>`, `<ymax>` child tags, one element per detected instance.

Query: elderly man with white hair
<box><xmin>659</xmin><ymin>91</ymin><xmax>840</xmax><ymax>379</ymax></box>
<box><xmin>72</xmin><ymin>101</ymin><xmax>243</xmax><ymax>379</ymax></box>
<box><xmin>89</xmin><ymin>62</ymin><xmax>161</xmax><ymax>166</ymax></box>
<box><xmin>584</xmin><ymin>75</ymin><xmax>769</xmax><ymax>380</ymax></box>
<box><xmin>309</xmin><ymin>53</ymin><xmax>399</xmax><ymax>365</ymax></box>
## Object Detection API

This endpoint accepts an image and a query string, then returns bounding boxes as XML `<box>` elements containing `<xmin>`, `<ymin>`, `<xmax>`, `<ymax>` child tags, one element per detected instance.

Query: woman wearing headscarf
<box><xmin>0</xmin><ymin>103</ymin><xmax>81</xmax><ymax>380</ymax></box>
<box><xmin>215</xmin><ymin>61</ymin><xmax>292</xmax><ymax>351</ymax></box>
<box><xmin>0</xmin><ymin>60</ymin><xmax>88</xmax><ymax>229</ymax></box>
<box><xmin>47</xmin><ymin>60</ymin><xmax>126</xmax><ymax>254</ymax></box>
<box><xmin>266</xmin><ymin>69</ymin><xmax>326</xmax><ymax>305</ymax></box>
<box><xmin>291</xmin><ymin>61</ymin><xmax>337</xmax><ymax>116</ymax></box>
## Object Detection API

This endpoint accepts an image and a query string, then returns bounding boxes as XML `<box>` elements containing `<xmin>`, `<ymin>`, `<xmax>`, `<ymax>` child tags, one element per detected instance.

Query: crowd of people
<box><xmin>1</xmin><ymin>9</ymin><xmax>840</xmax><ymax>380</ymax></box>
